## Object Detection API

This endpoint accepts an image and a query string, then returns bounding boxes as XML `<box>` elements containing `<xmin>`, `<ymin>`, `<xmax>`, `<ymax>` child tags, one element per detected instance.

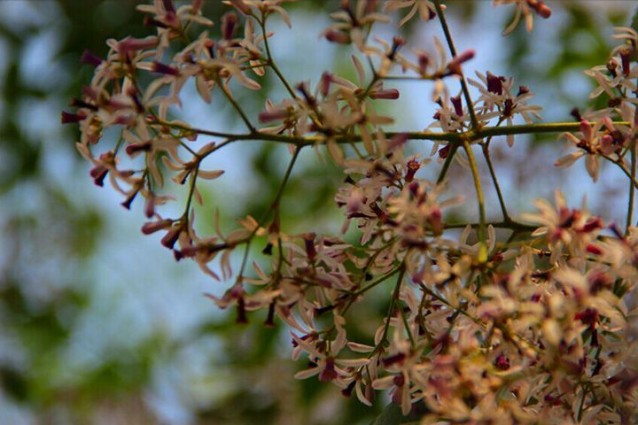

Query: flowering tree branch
<box><xmin>63</xmin><ymin>0</ymin><xmax>638</xmax><ymax>423</ymax></box>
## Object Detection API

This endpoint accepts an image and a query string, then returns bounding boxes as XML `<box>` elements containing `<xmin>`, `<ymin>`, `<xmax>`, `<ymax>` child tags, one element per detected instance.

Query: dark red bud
<box><xmin>61</xmin><ymin>111</ymin><xmax>86</xmax><ymax>124</ymax></box>
<box><xmin>161</xmin><ymin>226</ymin><xmax>182</xmax><ymax>249</ymax></box>
<box><xmin>494</xmin><ymin>354</ymin><xmax>510</xmax><ymax>370</ymax></box>
<box><xmin>152</xmin><ymin>61</ymin><xmax>180</xmax><ymax>76</ymax></box>
<box><xmin>70</xmin><ymin>98</ymin><xmax>97</xmax><ymax>111</ymax></box>
<box><xmin>446</xmin><ymin>49</ymin><xmax>475</xmax><ymax>76</ymax></box>
<box><xmin>125</xmin><ymin>141</ymin><xmax>152</xmax><ymax>155</ymax></box>
<box><xmin>303</xmin><ymin>232</ymin><xmax>317</xmax><ymax>262</ymax></box>
<box><xmin>486</xmin><ymin>71</ymin><xmax>504</xmax><ymax>95</ymax></box>
<box><xmin>141</xmin><ymin>219</ymin><xmax>173</xmax><ymax>234</ymax></box>
<box><xmin>121</xmin><ymin>191</ymin><xmax>139</xmax><ymax>209</ymax></box>
<box><xmin>438</xmin><ymin>144</ymin><xmax>451</xmax><ymax>159</ymax></box>
<box><xmin>450</xmin><ymin>95</ymin><xmax>463</xmax><ymax>116</ymax></box>
<box><xmin>89</xmin><ymin>165</ymin><xmax>108</xmax><ymax>187</ymax></box>
<box><xmin>80</xmin><ymin>49</ymin><xmax>103</xmax><ymax>67</ymax></box>
<box><xmin>221</xmin><ymin>12</ymin><xmax>239</xmax><ymax>40</ymax></box>
<box><xmin>341</xmin><ymin>380</ymin><xmax>356</xmax><ymax>397</ymax></box>
<box><xmin>529</xmin><ymin>0</ymin><xmax>551</xmax><ymax>18</ymax></box>
<box><xmin>575</xmin><ymin>308</ymin><xmax>598</xmax><ymax>326</ymax></box>
<box><xmin>418</xmin><ymin>52</ymin><xmax>430</xmax><ymax>75</ymax></box>
<box><xmin>369</xmin><ymin>89</ymin><xmax>400</xmax><ymax>100</ymax></box>
<box><xmin>144</xmin><ymin>196</ymin><xmax>155</xmax><ymax>218</ymax></box>
<box><xmin>570</xmin><ymin>107</ymin><xmax>582</xmax><ymax>122</ymax></box>
<box><xmin>236</xmin><ymin>297</ymin><xmax>248</xmax><ymax>324</ymax></box>
<box><xmin>264</xmin><ymin>302</ymin><xmax>275</xmax><ymax>327</ymax></box>
<box><xmin>325</xmin><ymin>29</ymin><xmax>351</xmax><ymax>44</ymax></box>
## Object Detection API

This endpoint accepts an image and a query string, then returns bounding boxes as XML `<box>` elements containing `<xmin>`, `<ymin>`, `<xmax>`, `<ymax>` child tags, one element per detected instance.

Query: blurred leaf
<box><xmin>370</xmin><ymin>403</ymin><xmax>427</xmax><ymax>425</ymax></box>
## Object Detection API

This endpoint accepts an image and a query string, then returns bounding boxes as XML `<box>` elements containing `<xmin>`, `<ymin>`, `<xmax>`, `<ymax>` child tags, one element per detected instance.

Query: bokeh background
<box><xmin>0</xmin><ymin>1</ymin><xmax>634</xmax><ymax>424</ymax></box>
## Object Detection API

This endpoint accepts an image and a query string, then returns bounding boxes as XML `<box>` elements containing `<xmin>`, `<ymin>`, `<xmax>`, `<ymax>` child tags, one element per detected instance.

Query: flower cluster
<box><xmin>63</xmin><ymin>0</ymin><xmax>638</xmax><ymax>423</ymax></box>
<box><xmin>557</xmin><ymin>27</ymin><xmax>638</xmax><ymax>183</ymax></box>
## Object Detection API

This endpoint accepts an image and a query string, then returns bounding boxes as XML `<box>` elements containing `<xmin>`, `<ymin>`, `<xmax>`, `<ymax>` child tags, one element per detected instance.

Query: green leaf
<box><xmin>370</xmin><ymin>403</ymin><xmax>425</xmax><ymax>425</ymax></box>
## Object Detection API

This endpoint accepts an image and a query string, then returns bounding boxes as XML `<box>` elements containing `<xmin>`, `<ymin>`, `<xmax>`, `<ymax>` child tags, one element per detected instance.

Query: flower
<box><xmin>520</xmin><ymin>190</ymin><xmax>603</xmax><ymax>264</ymax></box>
<box><xmin>585</xmin><ymin>58</ymin><xmax>638</xmax><ymax>100</ymax></box>
<box><xmin>65</xmin><ymin>2</ymin><xmax>638</xmax><ymax>422</ymax></box>
<box><xmin>555</xmin><ymin>118</ymin><xmax>618</xmax><ymax>182</ymax></box>
<box><xmin>469</xmin><ymin>71</ymin><xmax>542</xmax><ymax>146</ymax></box>
<box><xmin>323</xmin><ymin>0</ymin><xmax>390</xmax><ymax>51</ymax></box>
<box><xmin>293</xmin><ymin>317</ymin><xmax>369</xmax><ymax>384</ymax></box>
<box><xmin>493</xmin><ymin>0</ymin><xmax>552</xmax><ymax>35</ymax></box>
<box><xmin>384</xmin><ymin>0</ymin><xmax>437</xmax><ymax>27</ymax></box>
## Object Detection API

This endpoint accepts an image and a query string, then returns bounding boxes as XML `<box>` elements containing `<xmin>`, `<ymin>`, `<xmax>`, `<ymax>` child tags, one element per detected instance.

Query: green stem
<box><xmin>463</xmin><ymin>141</ymin><xmax>488</xmax><ymax>262</ymax></box>
<box><xmin>433</xmin><ymin>0</ymin><xmax>479</xmax><ymax>130</ymax></box>
<box><xmin>482</xmin><ymin>141</ymin><xmax>510</xmax><ymax>222</ymax></box>
<box><xmin>216</xmin><ymin>76</ymin><xmax>255</xmax><ymax>132</ymax></box>
<box><xmin>182</xmin><ymin>166</ymin><xmax>199</xmax><ymax>226</ymax></box>
<box><xmin>259</xmin><ymin>14</ymin><xmax>297</xmax><ymax>99</ymax></box>
<box><xmin>320</xmin><ymin>263</ymin><xmax>403</xmax><ymax>317</ymax></box>
<box><xmin>399</xmin><ymin>304</ymin><xmax>416</xmax><ymax>348</ymax></box>
<box><xmin>576</xmin><ymin>384</ymin><xmax>588</xmax><ymax>423</ymax></box>
<box><xmin>379</xmin><ymin>264</ymin><xmax>406</xmax><ymax>347</ymax></box>
<box><xmin>603</xmin><ymin>154</ymin><xmax>638</xmax><ymax>190</ymax></box>
<box><xmin>235</xmin><ymin>146</ymin><xmax>302</xmax><ymax>284</ymax></box>
<box><xmin>436</xmin><ymin>144</ymin><xmax>459</xmax><ymax>185</ymax></box>
<box><xmin>152</xmin><ymin>119</ymin><xmax>629</xmax><ymax>148</ymax></box>
<box><xmin>350</xmin><ymin>266</ymin><xmax>403</xmax><ymax>299</ymax></box>
<box><xmin>418</xmin><ymin>283</ymin><xmax>481</xmax><ymax>324</ymax></box>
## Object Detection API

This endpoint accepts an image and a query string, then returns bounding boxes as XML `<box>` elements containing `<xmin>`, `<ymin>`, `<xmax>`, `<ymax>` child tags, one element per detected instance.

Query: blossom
<box><xmin>555</xmin><ymin>118</ymin><xmax>618</xmax><ymax>181</ymax></box>
<box><xmin>224</xmin><ymin>0</ymin><xmax>294</xmax><ymax>28</ymax></box>
<box><xmin>384</xmin><ymin>0</ymin><xmax>437</xmax><ymax>27</ymax></box>
<box><xmin>65</xmin><ymin>2</ymin><xmax>638</xmax><ymax>423</ymax></box>
<box><xmin>371</xmin><ymin>334</ymin><xmax>424</xmax><ymax>415</ymax></box>
<box><xmin>293</xmin><ymin>318</ymin><xmax>369</xmax><ymax>384</ymax></box>
<box><xmin>585</xmin><ymin>58</ymin><xmax>638</xmax><ymax>100</ymax></box>
<box><xmin>362</xmin><ymin>36</ymin><xmax>409</xmax><ymax>78</ymax></box>
<box><xmin>430</xmin><ymin>86</ymin><xmax>469</xmax><ymax>134</ymax></box>
<box><xmin>469</xmin><ymin>71</ymin><xmax>542</xmax><ymax>145</ymax></box>
<box><xmin>493</xmin><ymin>0</ymin><xmax>552</xmax><ymax>35</ymax></box>
<box><xmin>520</xmin><ymin>190</ymin><xmax>604</xmax><ymax>264</ymax></box>
<box><xmin>323</xmin><ymin>0</ymin><xmax>390</xmax><ymax>51</ymax></box>
<box><xmin>585</xmin><ymin>26</ymin><xmax>638</xmax><ymax>102</ymax></box>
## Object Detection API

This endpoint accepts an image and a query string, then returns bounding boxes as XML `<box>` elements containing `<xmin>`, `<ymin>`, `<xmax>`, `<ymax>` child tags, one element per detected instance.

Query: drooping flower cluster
<box><xmin>63</xmin><ymin>0</ymin><xmax>638</xmax><ymax>423</ymax></box>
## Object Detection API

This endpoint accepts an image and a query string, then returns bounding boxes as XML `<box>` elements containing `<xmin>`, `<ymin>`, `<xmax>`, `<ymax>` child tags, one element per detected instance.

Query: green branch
<box><xmin>153</xmin><ymin>119</ymin><xmax>628</xmax><ymax>147</ymax></box>
<box><xmin>463</xmin><ymin>141</ymin><xmax>488</xmax><ymax>263</ymax></box>
<box><xmin>482</xmin><ymin>140</ymin><xmax>510</xmax><ymax>222</ymax></box>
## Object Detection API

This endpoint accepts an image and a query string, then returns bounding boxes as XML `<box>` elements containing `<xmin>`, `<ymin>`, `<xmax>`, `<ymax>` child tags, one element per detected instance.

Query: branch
<box><xmin>152</xmin><ymin>119</ymin><xmax>630</xmax><ymax>147</ymax></box>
